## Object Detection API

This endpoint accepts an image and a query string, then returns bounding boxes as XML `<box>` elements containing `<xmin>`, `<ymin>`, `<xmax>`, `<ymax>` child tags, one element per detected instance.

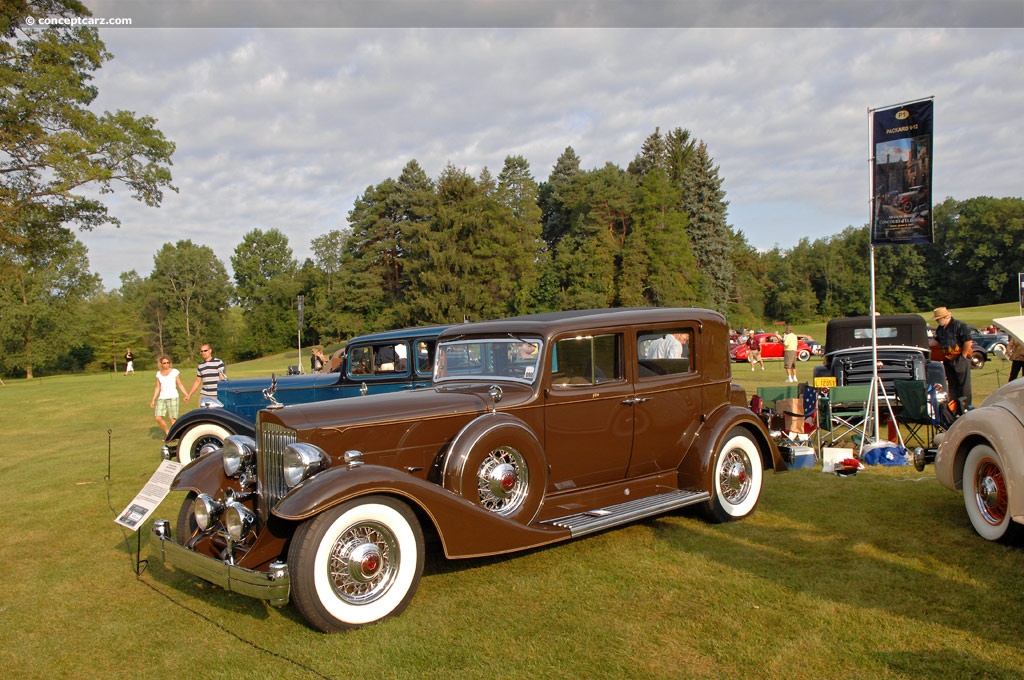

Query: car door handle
<box><xmin>622</xmin><ymin>397</ymin><xmax>650</xmax><ymax>405</ymax></box>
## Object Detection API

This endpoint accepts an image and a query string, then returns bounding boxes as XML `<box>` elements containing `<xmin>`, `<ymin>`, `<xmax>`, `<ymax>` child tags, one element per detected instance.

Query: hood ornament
<box><xmin>263</xmin><ymin>374</ymin><xmax>282</xmax><ymax>408</ymax></box>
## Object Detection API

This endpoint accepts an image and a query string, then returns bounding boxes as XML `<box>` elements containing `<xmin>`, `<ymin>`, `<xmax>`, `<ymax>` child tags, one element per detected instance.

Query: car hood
<box><xmin>994</xmin><ymin>316</ymin><xmax>1024</xmax><ymax>347</ymax></box>
<box><xmin>220</xmin><ymin>372</ymin><xmax>341</xmax><ymax>395</ymax></box>
<box><xmin>260</xmin><ymin>382</ymin><xmax>535</xmax><ymax>432</ymax></box>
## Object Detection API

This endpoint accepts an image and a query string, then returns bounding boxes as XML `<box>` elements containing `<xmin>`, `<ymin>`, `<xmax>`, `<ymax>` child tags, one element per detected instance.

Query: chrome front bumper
<box><xmin>150</xmin><ymin>520</ymin><xmax>290</xmax><ymax>606</ymax></box>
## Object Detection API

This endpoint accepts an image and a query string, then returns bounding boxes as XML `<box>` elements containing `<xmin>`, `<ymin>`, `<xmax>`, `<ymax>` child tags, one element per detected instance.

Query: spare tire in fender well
<box><xmin>440</xmin><ymin>412</ymin><xmax>548</xmax><ymax>524</ymax></box>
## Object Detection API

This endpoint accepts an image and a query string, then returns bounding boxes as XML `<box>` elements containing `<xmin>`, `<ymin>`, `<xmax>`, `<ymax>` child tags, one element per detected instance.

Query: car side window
<box><xmin>637</xmin><ymin>328</ymin><xmax>693</xmax><ymax>377</ymax></box>
<box><xmin>414</xmin><ymin>340</ymin><xmax>435</xmax><ymax>375</ymax></box>
<box><xmin>550</xmin><ymin>333</ymin><xmax>622</xmax><ymax>387</ymax></box>
<box><xmin>348</xmin><ymin>343</ymin><xmax>409</xmax><ymax>377</ymax></box>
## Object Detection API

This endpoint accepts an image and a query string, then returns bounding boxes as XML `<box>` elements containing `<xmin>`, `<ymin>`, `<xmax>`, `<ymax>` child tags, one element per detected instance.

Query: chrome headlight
<box><xmin>283</xmin><ymin>442</ymin><xmax>330</xmax><ymax>488</ymax></box>
<box><xmin>222</xmin><ymin>435</ymin><xmax>256</xmax><ymax>477</ymax></box>
<box><xmin>193</xmin><ymin>493</ymin><xmax>224</xmax><ymax>531</ymax></box>
<box><xmin>224</xmin><ymin>501</ymin><xmax>255</xmax><ymax>540</ymax></box>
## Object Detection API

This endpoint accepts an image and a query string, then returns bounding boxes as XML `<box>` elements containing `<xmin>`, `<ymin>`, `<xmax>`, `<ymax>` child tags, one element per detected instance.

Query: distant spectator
<box><xmin>310</xmin><ymin>347</ymin><xmax>326</xmax><ymax>373</ymax></box>
<box><xmin>124</xmin><ymin>347</ymin><xmax>135</xmax><ymax>375</ymax></box>
<box><xmin>187</xmin><ymin>343</ymin><xmax>228</xmax><ymax>407</ymax></box>
<box><xmin>782</xmin><ymin>326</ymin><xmax>798</xmax><ymax>382</ymax></box>
<box><xmin>747</xmin><ymin>334</ymin><xmax>764</xmax><ymax>371</ymax></box>
<box><xmin>150</xmin><ymin>355</ymin><xmax>187</xmax><ymax>434</ymax></box>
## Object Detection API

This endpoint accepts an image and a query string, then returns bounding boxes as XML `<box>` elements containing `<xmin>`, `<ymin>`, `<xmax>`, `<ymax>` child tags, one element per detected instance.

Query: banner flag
<box><xmin>870</xmin><ymin>99</ymin><xmax>934</xmax><ymax>245</ymax></box>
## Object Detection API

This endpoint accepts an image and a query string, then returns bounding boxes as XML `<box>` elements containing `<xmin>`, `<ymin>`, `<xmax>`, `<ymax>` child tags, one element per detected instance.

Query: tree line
<box><xmin>3</xmin><ymin>3</ymin><xmax>1023</xmax><ymax>378</ymax></box>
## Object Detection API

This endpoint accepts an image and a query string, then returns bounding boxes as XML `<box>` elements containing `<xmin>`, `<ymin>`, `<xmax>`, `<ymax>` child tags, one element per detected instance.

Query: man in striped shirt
<box><xmin>186</xmin><ymin>343</ymin><xmax>228</xmax><ymax>407</ymax></box>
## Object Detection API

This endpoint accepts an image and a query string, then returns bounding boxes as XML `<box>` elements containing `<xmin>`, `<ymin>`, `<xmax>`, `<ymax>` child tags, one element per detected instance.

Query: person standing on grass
<box><xmin>124</xmin><ymin>347</ymin><xmax>134</xmax><ymax>375</ymax></box>
<box><xmin>747</xmin><ymin>334</ymin><xmax>764</xmax><ymax>371</ymax></box>
<box><xmin>782</xmin><ymin>326</ymin><xmax>798</xmax><ymax>383</ymax></box>
<box><xmin>930</xmin><ymin>307</ymin><xmax>973</xmax><ymax>412</ymax></box>
<box><xmin>150</xmin><ymin>355</ymin><xmax>187</xmax><ymax>434</ymax></box>
<box><xmin>187</xmin><ymin>343</ymin><xmax>228</xmax><ymax>407</ymax></box>
<box><xmin>1008</xmin><ymin>336</ymin><xmax>1024</xmax><ymax>381</ymax></box>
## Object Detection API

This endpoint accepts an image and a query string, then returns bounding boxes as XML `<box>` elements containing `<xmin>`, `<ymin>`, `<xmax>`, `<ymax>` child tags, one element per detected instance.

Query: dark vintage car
<box><xmin>813</xmin><ymin>314</ymin><xmax>946</xmax><ymax>394</ymax></box>
<box><xmin>966</xmin><ymin>326</ymin><xmax>1009</xmax><ymax>369</ymax></box>
<box><xmin>151</xmin><ymin>308</ymin><xmax>786</xmax><ymax>631</ymax></box>
<box><xmin>934</xmin><ymin>316</ymin><xmax>1024</xmax><ymax>542</ymax></box>
<box><xmin>163</xmin><ymin>326</ymin><xmax>447</xmax><ymax>464</ymax></box>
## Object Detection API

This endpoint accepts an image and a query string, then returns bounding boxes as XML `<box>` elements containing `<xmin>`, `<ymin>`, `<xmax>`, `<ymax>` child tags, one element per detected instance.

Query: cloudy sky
<box><xmin>73</xmin><ymin>1</ymin><xmax>1024</xmax><ymax>289</ymax></box>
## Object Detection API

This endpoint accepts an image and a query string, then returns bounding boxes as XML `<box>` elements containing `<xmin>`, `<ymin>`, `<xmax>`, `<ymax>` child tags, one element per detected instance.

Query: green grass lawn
<box><xmin>2</xmin><ymin>316</ymin><xmax>1023</xmax><ymax>679</ymax></box>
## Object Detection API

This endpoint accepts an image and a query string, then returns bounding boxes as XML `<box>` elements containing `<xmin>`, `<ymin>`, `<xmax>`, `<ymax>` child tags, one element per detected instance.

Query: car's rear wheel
<box><xmin>178</xmin><ymin>423</ymin><xmax>230</xmax><ymax>465</ymax></box>
<box><xmin>289</xmin><ymin>496</ymin><xmax>425</xmax><ymax>632</ymax></box>
<box><xmin>703</xmin><ymin>429</ymin><xmax>764</xmax><ymax>523</ymax></box>
<box><xmin>797</xmin><ymin>349</ymin><xmax>810</xmax><ymax>362</ymax></box>
<box><xmin>963</xmin><ymin>444</ymin><xmax>1023</xmax><ymax>542</ymax></box>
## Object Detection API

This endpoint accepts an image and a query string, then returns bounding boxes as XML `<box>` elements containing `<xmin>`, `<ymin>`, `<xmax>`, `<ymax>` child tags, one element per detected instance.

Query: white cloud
<box><xmin>76</xmin><ymin>26</ymin><xmax>1024</xmax><ymax>288</ymax></box>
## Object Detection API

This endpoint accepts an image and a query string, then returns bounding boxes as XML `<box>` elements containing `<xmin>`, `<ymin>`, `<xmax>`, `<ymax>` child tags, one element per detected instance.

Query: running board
<box><xmin>542</xmin><ymin>489</ymin><xmax>710</xmax><ymax>538</ymax></box>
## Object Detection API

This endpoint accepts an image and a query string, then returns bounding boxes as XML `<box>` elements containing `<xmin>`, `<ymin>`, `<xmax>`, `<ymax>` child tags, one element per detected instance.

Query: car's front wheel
<box><xmin>962</xmin><ymin>444</ymin><xmax>1023</xmax><ymax>542</ymax></box>
<box><xmin>703</xmin><ymin>429</ymin><xmax>764</xmax><ymax>523</ymax></box>
<box><xmin>970</xmin><ymin>349</ymin><xmax>987</xmax><ymax>370</ymax></box>
<box><xmin>288</xmin><ymin>496</ymin><xmax>425</xmax><ymax>632</ymax></box>
<box><xmin>797</xmin><ymin>349</ymin><xmax>811</xmax><ymax>362</ymax></box>
<box><xmin>177</xmin><ymin>423</ymin><xmax>230</xmax><ymax>465</ymax></box>
<box><xmin>176</xmin><ymin>491</ymin><xmax>199</xmax><ymax>545</ymax></box>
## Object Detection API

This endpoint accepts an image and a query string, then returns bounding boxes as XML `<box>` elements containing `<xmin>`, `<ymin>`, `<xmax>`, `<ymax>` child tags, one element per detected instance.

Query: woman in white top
<box><xmin>150</xmin><ymin>355</ymin><xmax>188</xmax><ymax>434</ymax></box>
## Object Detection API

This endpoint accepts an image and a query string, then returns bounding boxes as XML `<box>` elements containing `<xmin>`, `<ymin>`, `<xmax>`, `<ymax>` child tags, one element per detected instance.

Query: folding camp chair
<box><xmin>893</xmin><ymin>380</ymin><xmax>936</xmax><ymax>448</ymax></box>
<box><xmin>818</xmin><ymin>384</ymin><xmax>871</xmax><ymax>447</ymax></box>
<box><xmin>756</xmin><ymin>385</ymin><xmax>799</xmax><ymax>411</ymax></box>
<box><xmin>756</xmin><ymin>384</ymin><xmax>813</xmax><ymax>448</ymax></box>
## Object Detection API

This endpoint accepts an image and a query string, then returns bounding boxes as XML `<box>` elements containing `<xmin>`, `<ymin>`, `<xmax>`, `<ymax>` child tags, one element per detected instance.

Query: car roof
<box><xmin>824</xmin><ymin>314</ymin><xmax>929</xmax><ymax>354</ymax></box>
<box><xmin>437</xmin><ymin>307</ymin><xmax>725</xmax><ymax>341</ymax></box>
<box><xmin>345</xmin><ymin>324</ymin><xmax>450</xmax><ymax>346</ymax></box>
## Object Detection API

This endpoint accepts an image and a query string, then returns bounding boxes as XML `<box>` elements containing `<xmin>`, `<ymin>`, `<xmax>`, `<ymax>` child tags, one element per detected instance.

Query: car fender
<box><xmin>165</xmin><ymin>407</ymin><xmax>255</xmax><ymax>445</ymax></box>
<box><xmin>935</xmin><ymin>405</ymin><xmax>1024</xmax><ymax>511</ymax></box>
<box><xmin>440</xmin><ymin>412</ymin><xmax>544</xmax><ymax>493</ymax></box>
<box><xmin>271</xmin><ymin>463</ymin><xmax>569</xmax><ymax>558</ymax></box>
<box><xmin>678</xmin><ymin>404</ymin><xmax>785</xmax><ymax>490</ymax></box>
<box><xmin>170</xmin><ymin>448</ymin><xmax>231</xmax><ymax>493</ymax></box>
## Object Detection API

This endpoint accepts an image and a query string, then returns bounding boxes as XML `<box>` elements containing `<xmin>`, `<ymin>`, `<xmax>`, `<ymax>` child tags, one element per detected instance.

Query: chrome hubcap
<box><xmin>719</xmin><ymin>448</ymin><xmax>752</xmax><ymax>505</ymax></box>
<box><xmin>328</xmin><ymin>521</ymin><xmax>399</xmax><ymax>604</ymax></box>
<box><xmin>477</xmin><ymin>447</ymin><xmax>528</xmax><ymax>516</ymax></box>
<box><xmin>975</xmin><ymin>460</ymin><xmax>1007</xmax><ymax>526</ymax></box>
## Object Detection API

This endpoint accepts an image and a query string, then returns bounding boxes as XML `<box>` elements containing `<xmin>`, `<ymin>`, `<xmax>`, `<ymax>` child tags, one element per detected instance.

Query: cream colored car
<box><xmin>934</xmin><ymin>316</ymin><xmax>1024</xmax><ymax>542</ymax></box>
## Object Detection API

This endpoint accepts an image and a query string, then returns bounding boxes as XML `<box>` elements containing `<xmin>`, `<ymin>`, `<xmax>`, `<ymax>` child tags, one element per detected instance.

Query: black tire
<box><xmin>703</xmin><ymin>429</ymin><xmax>764</xmax><ymax>523</ymax></box>
<box><xmin>962</xmin><ymin>444</ymin><xmax>1024</xmax><ymax>543</ymax></box>
<box><xmin>288</xmin><ymin>496</ymin><xmax>425</xmax><ymax>632</ymax></box>
<box><xmin>178</xmin><ymin>423</ymin><xmax>230</xmax><ymax>465</ymax></box>
<box><xmin>444</xmin><ymin>424</ymin><xmax>546</xmax><ymax>524</ymax></box>
<box><xmin>797</xmin><ymin>349</ymin><xmax>811</xmax><ymax>362</ymax></box>
<box><xmin>176</xmin><ymin>491</ymin><xmax>199</xmax><ymax>545</ymax></box>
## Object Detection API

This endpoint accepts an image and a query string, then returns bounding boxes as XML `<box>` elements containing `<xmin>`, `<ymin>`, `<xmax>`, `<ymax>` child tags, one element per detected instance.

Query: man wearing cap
<box><xmin>930</xmin><ymin>306</ymin><xmax>973</xmax><ymax>411</ymax></box>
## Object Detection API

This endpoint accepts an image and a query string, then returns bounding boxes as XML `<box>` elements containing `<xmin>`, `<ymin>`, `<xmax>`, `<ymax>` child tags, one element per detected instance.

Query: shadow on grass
<box><xmin>876</xmin><ymin>649</ymin><xmax>1024</xmax><ymax>680</ymax></box>
<box><xmin>653</xmin><ymin>468</ymin><xmax>1024</xmax><ymax>653</ymax></box>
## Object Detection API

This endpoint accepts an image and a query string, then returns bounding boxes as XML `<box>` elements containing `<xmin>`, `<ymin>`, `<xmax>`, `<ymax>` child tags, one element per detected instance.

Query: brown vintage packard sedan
<box><xmin>152</xmin><ymin>308</ymin><xmax>786</xmax><ymax>631</ymax></box>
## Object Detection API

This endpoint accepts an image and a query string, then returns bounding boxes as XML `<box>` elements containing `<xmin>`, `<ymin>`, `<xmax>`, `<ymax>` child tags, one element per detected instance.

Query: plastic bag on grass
<box><xmin>860</xmin><ymin>441</ymin><xmax>909</xmax><ymax>466</ymax></box>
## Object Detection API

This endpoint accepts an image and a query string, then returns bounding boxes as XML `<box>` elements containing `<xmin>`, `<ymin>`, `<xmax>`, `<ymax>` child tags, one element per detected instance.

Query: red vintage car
<box><xmin>730</xmin><ymin>332</ymin><xmax>813</xmax><ymax>362</ymax></box>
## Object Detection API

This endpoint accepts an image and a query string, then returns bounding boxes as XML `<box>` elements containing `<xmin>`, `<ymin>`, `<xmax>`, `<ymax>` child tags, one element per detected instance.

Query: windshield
<box><xmin>433</xmin><ymin>338</ymin><xmax>542</xmax><ymax>384</ymax></box>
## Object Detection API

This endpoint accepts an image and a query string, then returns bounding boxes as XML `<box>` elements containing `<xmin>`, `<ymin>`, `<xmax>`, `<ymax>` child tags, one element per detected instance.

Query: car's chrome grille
<box><xmin>257</xmin><ymin>419</ymin><xmax>297</xmax><ymax>517</ymax></box>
